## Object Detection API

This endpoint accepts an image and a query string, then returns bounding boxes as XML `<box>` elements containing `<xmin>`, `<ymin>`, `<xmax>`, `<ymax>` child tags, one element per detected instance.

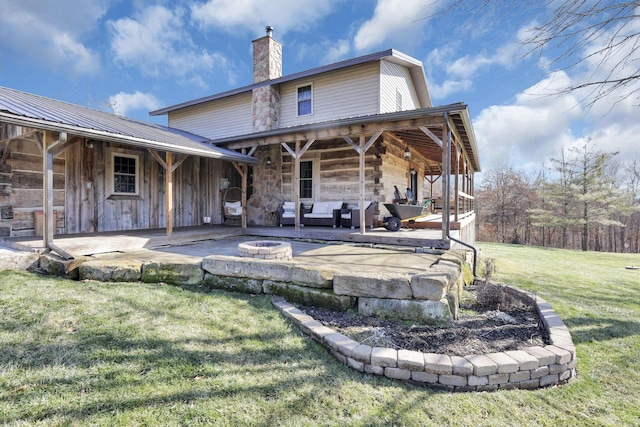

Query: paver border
<box><xmin>272</xmin><ymin>283</ymin><xmax>577</xmax><ymax>392</ymax></box>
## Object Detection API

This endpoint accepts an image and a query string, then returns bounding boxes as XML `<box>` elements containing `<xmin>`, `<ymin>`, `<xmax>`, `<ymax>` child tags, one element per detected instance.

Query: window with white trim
<box><xmin>297</xmin><ymin>84</ymin><xmax>313</xmax><ymax>116</ymax></box>
<box><xmin>299</xmin><ymin>160</ymin><xmax>313</xmax><ymax>199</ymax></box>
<box><xmin>111</xmin><ymin>153</ymin><xmax>139</xmax><ymax>195</ymax></box>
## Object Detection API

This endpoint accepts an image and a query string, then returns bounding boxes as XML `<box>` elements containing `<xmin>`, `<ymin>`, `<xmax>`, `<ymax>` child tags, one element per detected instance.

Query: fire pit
<box><xmin>237</xmin><ymin>240</ymin><xmax>292</xmax><ymax>260</ymax></box>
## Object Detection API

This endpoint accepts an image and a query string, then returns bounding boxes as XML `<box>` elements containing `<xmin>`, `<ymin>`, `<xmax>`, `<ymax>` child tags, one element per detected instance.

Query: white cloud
<box><xmin>429</xmin><ymin>78</ymin><xmax>473</xmax><ymax>99</ymax></box>
<box><xmin>474</xmin><ymin>71</ymin><xmax>583</xmax><ymax>172</ymax></box>
<box><xmin>0</xmin><ymin>0</ymin><xmax>104</xmax><ymax>75</ymax></box>
<box><xmin>108</xmin><ymin>91</ymin><xmax>161</xmax><ymax>116</ymax></box>
<box><xmin>190</xmin><ymin>0</ymin><xmax>336</xmax><ymax>36</ymax></box>
<box><xmin>108</xmin><ymin>5</ymin><xmax>231</xmax><ymax>84</ymax></box>
<box><xmin>353</xmin><ymin>0</ymin><xmax>440</xmax><ymax>52</ymax></box>
<box><xmin>426</xmin><ymin>40</ymin><xmax>524</xmax><ymax>100</ymax></box>
<box><xmin>320</xmin><ymin>39</ymin><xmax>351</xmax><ymax>64</ymax></box>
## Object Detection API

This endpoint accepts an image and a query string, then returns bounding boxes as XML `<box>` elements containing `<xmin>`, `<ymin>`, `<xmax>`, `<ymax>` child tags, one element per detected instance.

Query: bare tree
<box><xmin>430</xmin><ymin>0</ymin><xmax>640</xmax><ymax>105</ymax></box>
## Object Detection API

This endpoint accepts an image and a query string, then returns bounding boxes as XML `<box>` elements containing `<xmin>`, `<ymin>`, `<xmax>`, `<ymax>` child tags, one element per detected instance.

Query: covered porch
<box><xmin>216</xmin><ymin>103</ymin><xmax>480</xmax><ymax>251</ymax></box>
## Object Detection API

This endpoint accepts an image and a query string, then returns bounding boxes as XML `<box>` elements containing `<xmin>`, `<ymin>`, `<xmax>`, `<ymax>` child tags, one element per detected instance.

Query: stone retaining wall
<box><xmin>35</xmin><ymin>250</ymin><xmax>576</xmax><ymax>391</ymax></box>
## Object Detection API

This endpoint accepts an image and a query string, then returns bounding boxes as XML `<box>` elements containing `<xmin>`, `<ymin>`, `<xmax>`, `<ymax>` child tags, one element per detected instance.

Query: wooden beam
<box><xmin>171</xmin><ymin>154</ymin><xmax>188</xmax><ymax>173</ymax></box>
<box><xmin>359</xmin><ymin>135</ymin><xmax>366</xmax><ymax>235</ymax></box>
<box><xmin>148</xmin><ymin>148</ymin><xmax>168</xmax><ymax>169</ymax></box>
<box><xmin>225</xmin><ymin>116</ymin><xmax>443</xmax><ymax>149</ymax></box>
<box><xmin>294</xmin><ymin>140</ymin><xmax>301</xmax><ymax>231</ymax></box>
<box><xmin>419</xmin><ymin>126</ymin><xmax>443</xmax><ymax>148</ymax></box>
<box><xmin>166</xmin><ymin>152</ymin><xmax>173</xmax><ymax>237</ymax></box>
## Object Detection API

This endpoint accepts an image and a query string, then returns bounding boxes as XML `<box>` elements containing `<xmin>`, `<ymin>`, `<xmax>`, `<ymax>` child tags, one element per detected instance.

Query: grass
<box><xmin>1</xmin><ymin>242</ymin><xmax>639</xmax><ymax>426</ymax></box>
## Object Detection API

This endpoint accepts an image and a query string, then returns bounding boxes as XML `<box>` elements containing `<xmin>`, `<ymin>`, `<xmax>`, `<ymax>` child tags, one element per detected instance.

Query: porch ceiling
<box><xmin>215</xmin><ymin>104</ymin><xmax>480</xmax><ymax>172</ymax></box>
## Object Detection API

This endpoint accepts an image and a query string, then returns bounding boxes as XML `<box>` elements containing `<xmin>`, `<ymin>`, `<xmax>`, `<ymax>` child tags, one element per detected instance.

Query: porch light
<box><xmin>404</xmin><ymin>146</ymin><xmax>411</xmax><ymax>159</ymax></box>
<box><xmin>266</xmin><ymin>157</ymin><xmax>272</xmax><ymax>165</ymax></box>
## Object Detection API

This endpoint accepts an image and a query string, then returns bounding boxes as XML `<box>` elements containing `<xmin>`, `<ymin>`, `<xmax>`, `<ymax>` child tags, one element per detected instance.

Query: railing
<box><xmin>456</xmin><ymin>191</ymin><xmax>475</xmax><ymax>219</ymax></box>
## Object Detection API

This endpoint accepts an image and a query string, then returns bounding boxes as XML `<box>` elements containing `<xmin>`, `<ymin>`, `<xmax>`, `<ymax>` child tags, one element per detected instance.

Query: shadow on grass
<box><xmin>1</xmin><ymin>273</ymin><xmax>430</xmax><ymax>425</ymax></box>
<box><xmin>563</xmin><ymin>316</ymin><xmax>640</xmax><ymax>344</ymax></box>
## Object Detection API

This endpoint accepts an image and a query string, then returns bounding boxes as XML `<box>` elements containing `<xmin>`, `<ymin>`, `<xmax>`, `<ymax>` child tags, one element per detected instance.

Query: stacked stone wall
<box><xmin>36</xmin><ymin>248</ymin><xmax>576</xmax><ymax>392</ymax></box>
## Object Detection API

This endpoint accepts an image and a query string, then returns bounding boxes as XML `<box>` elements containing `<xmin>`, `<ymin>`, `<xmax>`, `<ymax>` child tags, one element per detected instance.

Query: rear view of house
<box><xmin>152</xmin><ymin>28</ymin><xmax>480</xmax><ymax>246</ymax></box>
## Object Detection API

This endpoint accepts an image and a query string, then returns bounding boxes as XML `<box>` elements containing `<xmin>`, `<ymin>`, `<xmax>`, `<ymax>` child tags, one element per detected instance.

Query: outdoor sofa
<box><xmin>301</xmin><ymin>201</ymin><xmax>345</xmax><ymax>227</ymax></box>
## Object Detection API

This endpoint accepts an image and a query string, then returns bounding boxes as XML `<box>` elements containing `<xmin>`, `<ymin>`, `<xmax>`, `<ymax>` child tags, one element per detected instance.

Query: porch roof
<box><xmin>211</xmin><ymin>103</ymin><xmax>481</xmax><ymax>173</ymax></box>
<box><xmin>0</xmin><ymin>86</ymin><xmax>257</xmax><ymax>164</ymax></box>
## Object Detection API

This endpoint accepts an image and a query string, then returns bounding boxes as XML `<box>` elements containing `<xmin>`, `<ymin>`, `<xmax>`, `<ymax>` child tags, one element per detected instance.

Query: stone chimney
<box><xmin>252</xmin><ymin>26</ymin><xmax>282</xmax><ymax>132</ymax></box>
<box><xmin>252</xmin><ymin>26</ymin><xmax>282</xmax><ymax>83</ymax></box>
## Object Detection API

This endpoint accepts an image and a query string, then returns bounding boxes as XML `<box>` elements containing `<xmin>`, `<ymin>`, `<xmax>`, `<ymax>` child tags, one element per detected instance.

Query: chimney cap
<box><xmin>266</xmin><ymin>26</ymin><xmax>273</xmax><ymax>37</ymax></box>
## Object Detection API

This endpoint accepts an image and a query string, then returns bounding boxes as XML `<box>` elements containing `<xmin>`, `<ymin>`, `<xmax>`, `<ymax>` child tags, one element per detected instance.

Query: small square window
<box><xmin>112</xmin><ymin>154</ymin><xmax>138</xmax><ymax>195</ymax></box>
<box><xmin>297</xmin><ymin>84</ymin><xmax>312</xmax><ymax>116</ymax></box>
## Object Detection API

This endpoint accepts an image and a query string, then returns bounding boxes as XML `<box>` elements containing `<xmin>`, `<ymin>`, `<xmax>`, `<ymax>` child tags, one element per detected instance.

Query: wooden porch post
<box><xmin>442</xmin><ymin>120</ymin><xmax>451</xmax><ymax>239</ymax></box>
<box><xmin>358</xmin><ymin>135</ymin><xmax>366</xmax><ymax>234</ymax></box>
<box><xmin>166</xmin><ymin>152</ymin><xmax>173</xmax><ymax>237</ymax></box>
<box><xmin>294</xmin><ymin>140</ymin><xmax>301</xmax><ymax>231</ymax></box>
<box><xmin>454</xmin><ymin>143</ymin><xmax>460</xmax><ymax>222</ymax></box>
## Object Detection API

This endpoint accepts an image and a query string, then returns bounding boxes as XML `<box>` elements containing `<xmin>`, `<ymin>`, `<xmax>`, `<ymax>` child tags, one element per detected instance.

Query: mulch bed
<box><xmin>302</xmin><ymin>283</ymin><xmax>548</xmax><ymax>357</ymax></box>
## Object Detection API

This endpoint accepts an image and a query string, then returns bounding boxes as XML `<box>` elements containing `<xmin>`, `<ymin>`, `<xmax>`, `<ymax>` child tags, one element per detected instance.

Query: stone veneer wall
<box><xmin>37</xmin><ymin>250</ymin><xmax>576</xmax><ymax>392</ymax></box>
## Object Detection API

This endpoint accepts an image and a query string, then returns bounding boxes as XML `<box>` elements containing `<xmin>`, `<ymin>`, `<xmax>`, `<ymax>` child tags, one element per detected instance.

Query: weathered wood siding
<box><xmin>66</xmin><ymin>141</ymin><xmax>228</xmax><ymax>233</ymax></box>
<box><xmin>0</xmin><ymin>122</ymin><xmax>229</xmax><ymax>237</ymax></box>
<box><xmin>168</xmin><ymin>92</ymin><xmax>253</xmax><ymax>140</ymax></box>
<box><xmin>379</xmin><ymin>60</ymin><xmax>420</xmax><ymax>113</ymax></box>
<box><xmin>0</xmin><ymin>125</ymin><xmax>65</xmax><ymax>237</ymax></box>
<box><xmin>280</xmin><ymin>139</ymin><xmax>381</xmax><ymax>207</ymax></box>
<box><xmin>277</xmin><ymin>135</ymin><xmax>431</xmax><ymax>222</ymax></box>
<box><xmin>279</xmin><ymin>62</ymin><xmax>380</xmax><ymax>128</ymax></box>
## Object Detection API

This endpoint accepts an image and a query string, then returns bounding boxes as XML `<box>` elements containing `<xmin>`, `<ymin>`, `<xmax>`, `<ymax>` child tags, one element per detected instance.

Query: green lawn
<box><xmin>1</xmin><ymin>243</ymin><xmax>639</xmax><ymax>426</ymax></box>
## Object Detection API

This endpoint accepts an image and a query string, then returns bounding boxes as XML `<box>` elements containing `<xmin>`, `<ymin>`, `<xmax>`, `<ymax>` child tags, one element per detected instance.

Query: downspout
<box><xmin>443</xmin><ymin>112</ymin><xmax>477</xmax><ymax>279</ymax></box>
<box><xmin>42</xmin><ymin>131</ymin><xmax>74</xmax><ymax>260</ymax></box>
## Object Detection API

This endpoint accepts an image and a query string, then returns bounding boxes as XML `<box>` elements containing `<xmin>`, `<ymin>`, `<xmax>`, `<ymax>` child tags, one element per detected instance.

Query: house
<box><xmin>151</xmin><ymin>28</ymin><xmax>480</xmax><ymax>246</ymax></box>
<box><xmin>0</xmin><ymin>28</ymin><xmax>480</xmax><ymax>257</ymax></box>
<box><xmin>0</xmin><ymin>86</ymin><xmax>257</xmax><ymax>257</ymax></box>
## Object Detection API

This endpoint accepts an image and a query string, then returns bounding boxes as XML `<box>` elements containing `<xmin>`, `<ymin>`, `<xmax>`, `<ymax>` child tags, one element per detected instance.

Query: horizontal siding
<box><xmin>380</xmin><ymin>61</ymin><xmax>420</xmax><ymax>113</ymax></box>
<box><xmin>168</xmin><ymin>92</ymin><xmax>253</xmax><ymax>140</ymax></box>
<box><xmin>279</xmin><ymin>62</ymin><xmax>380</xmax><ymax>127</ymax></box>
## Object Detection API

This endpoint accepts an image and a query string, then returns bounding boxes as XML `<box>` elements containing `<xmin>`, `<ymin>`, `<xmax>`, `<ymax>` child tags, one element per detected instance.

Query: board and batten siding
<box><xmin>65</xmin><ymin>141</ymin><xmax>227</xmax><ymax>234</ymax></box>
<box><xmin>279</xmin><ymin>62</ymin><xmax>380</xmax><ymax>128</ymax></box>
<box><xmin>379</xmin><ymin>60</ymin><xmax>420</xmax><ymax>113</ymax></box>
<box><xmin>168</xmin><ymin>92</ymin><xmax>253</xmax><ymax>140</ymax></box>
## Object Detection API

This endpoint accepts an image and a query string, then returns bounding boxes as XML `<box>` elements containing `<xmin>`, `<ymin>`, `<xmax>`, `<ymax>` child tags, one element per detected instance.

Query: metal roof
<box><xmin>150</xmin><ymin>49</ymin><xmax>432</xmax><ymax>116</ymax></box>
<box><xmin>210</xmin><ymin>103</ymin><xmax>481</xmax><ymax>172</ymax></box>
<box><xmin>0</xmin><ymin>86</ymin><xmax>257</xmax><ymax>164</ymax></box>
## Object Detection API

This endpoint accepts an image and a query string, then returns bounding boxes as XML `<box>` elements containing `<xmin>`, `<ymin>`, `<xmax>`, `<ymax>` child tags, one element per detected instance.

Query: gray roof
<box><xmin>150</xmin><ymin>49</ymin><xmax>431</xmax><ymax>115</ymax></box>
<box><xmin>0</xmin><ymin>86</ymin><xmax>257</xmax><ymax>164</ymax></box>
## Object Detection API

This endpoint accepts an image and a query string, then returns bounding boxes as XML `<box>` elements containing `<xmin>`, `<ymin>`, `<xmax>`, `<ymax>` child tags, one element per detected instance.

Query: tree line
<box><xmin>475</xmin><ymin>141</ymin><xmax>640</xmax><ymax>252</ymax></box>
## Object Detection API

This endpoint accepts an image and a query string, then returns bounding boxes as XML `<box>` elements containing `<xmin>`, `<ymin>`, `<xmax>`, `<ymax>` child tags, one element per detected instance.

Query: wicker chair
<box><xmin>222</xmin><ymin>187</ymin><xmax>242</xmax><ymax>226</ymax></box>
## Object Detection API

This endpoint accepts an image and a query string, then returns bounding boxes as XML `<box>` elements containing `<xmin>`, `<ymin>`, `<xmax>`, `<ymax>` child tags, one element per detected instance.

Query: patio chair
<box><xmin>340</xmin><ymin>201</ymin><xmax>377</xmax><ymax>229</ymax></box>
<box><xmin>223</xmin><ymin>187</ymin><xmax>242</xmax><ymax>226</ymax></box>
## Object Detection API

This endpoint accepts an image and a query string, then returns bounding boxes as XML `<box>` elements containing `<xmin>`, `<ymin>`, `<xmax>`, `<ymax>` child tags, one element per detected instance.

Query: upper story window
<box><xmin>112</xmin><ymin>153</ymin><xmax>139</xmax><ymax>195</ymax></box>
<box><xmin>297</xmin><ymin>84</ymin><xmax>313</xmax><ymax>116</ymax></box>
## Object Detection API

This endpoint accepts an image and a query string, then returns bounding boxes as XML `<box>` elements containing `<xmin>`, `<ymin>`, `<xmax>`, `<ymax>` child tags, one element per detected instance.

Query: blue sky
<box><xmin>1</xmin><ymin>0</ymin><xmax>638</xmax><ymax>175</ymax></box>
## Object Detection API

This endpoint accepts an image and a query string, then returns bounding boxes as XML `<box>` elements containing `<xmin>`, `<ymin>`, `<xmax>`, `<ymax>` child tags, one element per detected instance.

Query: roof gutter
<box><xmin>0</xmin><ymin>112</ymin><xmax>258</xmax><ymax>164</ymax></box>
<box><xmin>212</xmin><ymin>103</ymin><xmax>469</xmax><ymax>145</ymax></box>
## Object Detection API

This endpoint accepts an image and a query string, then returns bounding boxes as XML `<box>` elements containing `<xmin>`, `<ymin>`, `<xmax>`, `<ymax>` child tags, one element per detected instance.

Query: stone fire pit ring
<box><xmin>237</xmin><ymin>240</ymin><xmax>292</xmax><ymax>260</ymax></box>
